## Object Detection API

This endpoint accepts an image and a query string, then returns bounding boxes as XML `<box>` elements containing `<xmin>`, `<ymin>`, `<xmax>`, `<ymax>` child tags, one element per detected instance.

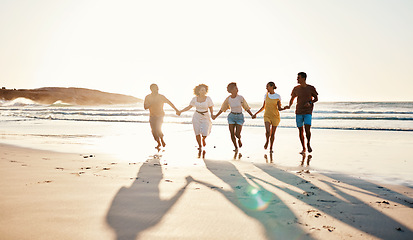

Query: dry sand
<box><xmin>1</xmin><ymin>140</ymin><xmax>412</xmax><ymax>240</ymax></box>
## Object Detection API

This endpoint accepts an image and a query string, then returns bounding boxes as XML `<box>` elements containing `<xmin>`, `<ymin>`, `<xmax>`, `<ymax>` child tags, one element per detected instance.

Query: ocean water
<box><xmin>1</xmin><ymin>98</ymin><xmax>412</xmax><ymax>132</ymax></box>
<box><xmin>1</xmin><ymin>98</ymin><xmax>412</xmax><ymax>155</ymax></box>
<box><xmin>1</xmin><ymin>98</ymin><xmax>412</xmax><ymax>186</ymax></box>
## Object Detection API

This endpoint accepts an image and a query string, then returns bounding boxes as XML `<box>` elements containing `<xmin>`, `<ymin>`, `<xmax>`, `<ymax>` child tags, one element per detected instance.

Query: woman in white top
<box><xmin>213</xmin><ymin>82</ymin><xmax>255</xmax><ymax>151</ymax></box>
<box><xmin>179</xmin><ymin>84</ymin><xmax>214</xmax><ymax>150</ymax></box>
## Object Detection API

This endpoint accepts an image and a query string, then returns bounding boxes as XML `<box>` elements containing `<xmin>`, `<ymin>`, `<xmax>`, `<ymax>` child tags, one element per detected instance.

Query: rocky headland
<box><xmin>0</xmin><ymin>87</ymin><xmax>142</xmax><ymax>105</ymax></box>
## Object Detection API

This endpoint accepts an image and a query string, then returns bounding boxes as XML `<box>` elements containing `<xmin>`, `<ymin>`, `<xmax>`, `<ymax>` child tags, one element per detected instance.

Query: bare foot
<box><xmin>233</xmin><ymin>147</ymin><xmax>238</xmax><ymax>152</ymax></box>
<box><xmin>161</xmin><ymin>139</ymin><xmax>166</xmax><ymax>147</ymax></box>
<box><xmin>307</xmin><ymin>143</ymin><xmax>312</xmax><ymax>153</ymax></box>
<box><xmin>238</xmin><ymin>139</ymin><xmax>242</xmax><ymax>148</ymax></box>
<box><xmin>299</xmin><ymin>149</ymin><xmax>306</xmax><ymax>154</ymax></box>
<box><xmin>264</xmin><ymin>141</ymin><xmax>269</xmax><ymax>149</ymax></box>
<box><xmin>202</xmin><ymin>138</ymin><xmax>206</xmax><ymax>147</ymax></box>
<box><xmin>269</xmin><ymin>149</ymin><xmax>273</xmax><ymax>153</ymax></box>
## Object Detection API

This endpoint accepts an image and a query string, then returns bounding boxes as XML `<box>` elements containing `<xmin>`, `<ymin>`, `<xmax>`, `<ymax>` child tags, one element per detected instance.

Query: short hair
<box><xmin>267</xmin><ymin>81</ymin><xmax>277</xmax><ymax>90</ymax></box>
<box><xmin>193</xmin><ymin>84</ymin><xmax>209</xmax><ymax>96</ymax></box>
<box><xmin>150</xmin><ymin>84</ymin><xmax>158</xmax><ymax>91</ymax></box>
<box><xmin>227</xmin><ymin>82</ymin><xmax>237</xmax><ymax>93</ymax></box>
<box><xmin>298</xmin><ymin>72</ymin><xmax>307</xmax><ymax>79</ymax></box>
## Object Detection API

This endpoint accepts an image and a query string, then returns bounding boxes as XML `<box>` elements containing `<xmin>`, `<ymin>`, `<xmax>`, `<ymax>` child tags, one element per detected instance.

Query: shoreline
<box><xmin>1</xmin><ymin>142</ymin><xmax>412</xmax><ymax>239</ymax></box>
<box><xmin>0</xmin><ymin>121</ymin><xmax>412</xmax><ymax>187</ymax></box>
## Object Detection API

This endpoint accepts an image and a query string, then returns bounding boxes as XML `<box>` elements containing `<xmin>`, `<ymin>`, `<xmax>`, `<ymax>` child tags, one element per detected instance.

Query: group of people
<box><xmin>144</xmin><ymin>72</ymin><xmax>318</xmax><ymax>154</ymax></box>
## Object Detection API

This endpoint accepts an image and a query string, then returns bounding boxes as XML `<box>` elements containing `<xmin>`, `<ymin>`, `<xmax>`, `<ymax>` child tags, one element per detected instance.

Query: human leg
<box><xmin>269</xmin><ymin>125</ymin><xmax>277</xmax><ymax>153</ymax></box>
<box><xmin>305</xmin><ymin>124</ymin><xmax>312</xmax><ymax>153</ymax></box>
<box><xmin>303</xmin><ymin>114</ymin><xmax>313</xmax><ymax>152</ymax></box>
<box><xmin>195</xmin><ymin>135</ymin><xmax>202</xmax><ymax>149</ymax></box>
<box><xmin>264</xmin><ymin>121</ymin><xmax>271</xmax><ymax>149</ymax></box>
<box><xmin>296</xmin><ymin>114</ymin><xmax>306</xmax><ymax>153</ymax></box>
<box><xmin>235</xmin><ymin>124</ymin><xmax>243</xmax><ymax>148</ymax></box>
<box><xmin>202</xmin><ymin>135</ymin><xmax>207</xmax><ymax>147</ymax></box>
<box><xmin>228</xmin><ymin>124</ymin><xmax>238</xmax><ymax>150</ymax></box>
<box><xmin>150</xmin><ymin>117</ymin><xmax>163</xmax><ymax>148</ymax></box>
<box><xmin>298</xmin><ymin>126</ymin><xmax>306</xmax><ymax>153</ymax></box>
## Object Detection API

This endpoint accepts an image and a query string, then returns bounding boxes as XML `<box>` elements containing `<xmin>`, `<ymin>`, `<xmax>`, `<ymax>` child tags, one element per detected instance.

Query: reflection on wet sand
<box><xmin>198</xmin><ymin>149</ymin><xmax>206</xmax><ymax>159</ymax></box>
<box><xmin>298</xmin><ymin>153</ymin><xmax>312</xmax><ymax>174</ymax></box>
<box><xmin>264</xmin><ymin>152</ymin><xmax>274</xmax><ymax>163</ymax></box>
<box><xmin>232</xmin><ymin>149</ymin><xmax>242</xmax><ymax>160</ymax></box>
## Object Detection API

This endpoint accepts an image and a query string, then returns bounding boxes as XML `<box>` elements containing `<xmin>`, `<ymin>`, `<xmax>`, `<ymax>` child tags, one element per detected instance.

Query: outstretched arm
<box><xmin>277</xmin><ymin>101</ymin><xmax>288</xmax><ymax>111</ymax></box>
<box><xmin>164</xmin><ymin>97</ymin><xmax>180</xmax><ymax>115</ymax></box>
<box><xmin>212</xmin><ymin>109</ymin><xmax>223</xmax><ymax>120</ymax></box>
<box><xmin>246</xmin><ymin>109</ymin><xmax>254</xmax><ymax>118</ymax></box>
<box><xmin>209</xmin><ymin>106</ymin><xmax>214</xmax><ymax>116</ymax></box>
<box><xmin>253</xmin><ymin>101</ymin><xmax>265</xmax><ymax>118</ymax></box>
<box><xmin>287</xmin><ymin>95</ymin><xmax>296</xmax><ymax>109</ymax></box>
<box><xmin>180</xmin><ymin>105</ymin><xmax>192</xmax><ymax>113</ymax></box>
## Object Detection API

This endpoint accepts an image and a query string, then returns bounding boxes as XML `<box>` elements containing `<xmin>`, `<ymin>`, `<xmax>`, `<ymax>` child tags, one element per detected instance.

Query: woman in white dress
<box><xmin>179</xmin><ymin>84</ymin><xmax>214</xmax><ymax>150</ymax></box>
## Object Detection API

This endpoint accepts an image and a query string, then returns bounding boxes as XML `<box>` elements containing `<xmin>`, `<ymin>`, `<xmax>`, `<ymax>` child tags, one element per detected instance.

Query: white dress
<box><xmin>190</xmin><ymin>96</ymin><xmax>214</xmax><ymax>136</ymax></box>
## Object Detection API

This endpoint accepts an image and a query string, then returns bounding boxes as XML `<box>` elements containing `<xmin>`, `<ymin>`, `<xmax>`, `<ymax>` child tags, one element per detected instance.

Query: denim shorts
<box><xmin>296</xmin><ymin>114</ymin><xmax>312</xmax><ymax>128</ymax></box>
<box><xmin>227</xmin><ymin>112</ymin><xmax>245</xmax><ymax>125</ymax></box>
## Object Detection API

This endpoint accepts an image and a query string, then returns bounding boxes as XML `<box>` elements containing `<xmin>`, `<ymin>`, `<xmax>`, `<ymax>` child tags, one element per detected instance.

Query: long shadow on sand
<box><xmin>324</xmin><ymin>173</ymin><xmax>413</xmax><ymax>207</ymax></box>
<box><xmin>106</xmin><ymin>155</ymin><xmax>190</xmax><ymax>240</ymax></box>
<box><xmin>254</xmin><ymin>163</ymin><xmax>413</xmax><ymax>240</ymax></box>
<box><xmin>194</xmin><ymin>159</ymin><xmax>315</xmax><ymax>240</ymax></box>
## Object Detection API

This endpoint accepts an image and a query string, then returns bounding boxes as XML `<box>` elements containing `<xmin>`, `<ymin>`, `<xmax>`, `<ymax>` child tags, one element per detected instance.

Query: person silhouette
<box><xmin>144</xmin><ymin>84</ymin><xmax>180</xmax><ymax>149</ymax></box>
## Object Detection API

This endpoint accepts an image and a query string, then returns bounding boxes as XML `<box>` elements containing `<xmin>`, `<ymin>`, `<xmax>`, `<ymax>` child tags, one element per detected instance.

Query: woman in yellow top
<box><xmin>253</xmin><ymin>82</ymin><xmax>288</xmax><ymax>153</ymax></box>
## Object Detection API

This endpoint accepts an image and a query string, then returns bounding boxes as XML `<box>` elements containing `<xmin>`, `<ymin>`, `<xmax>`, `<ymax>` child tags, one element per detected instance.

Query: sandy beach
<box><xmin>1</xmin><ymin>123</ymin><xmax>412</xmax><ymax>240</ymax></box>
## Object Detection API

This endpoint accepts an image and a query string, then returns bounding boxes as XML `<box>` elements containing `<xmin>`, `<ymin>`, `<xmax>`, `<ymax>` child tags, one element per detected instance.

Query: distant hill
<box><xmin>0</xmin><ymin>87</ymin><xmax>142</xmax><ymax>105</ymax></box>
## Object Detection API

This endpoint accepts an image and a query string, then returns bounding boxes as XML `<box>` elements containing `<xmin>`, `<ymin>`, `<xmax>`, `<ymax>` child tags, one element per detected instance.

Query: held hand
<box><xmin>284</xmin><ymin>106</ymin><xmax>290</xmax><ymax>110</ymax></box>
<box><xmin>252</xmin><ymin>114</ymin><xmax>257</xmax><ymax>119</ymax></box>
<box><xmin>176</xmin><ymin>110</ymin><xmax>181</xmax><ymax>116</ymax></box>
<box><xmin>211</xmin><ymin>115</ymin><xmax>216</xmax><ymax>120</ymax></box>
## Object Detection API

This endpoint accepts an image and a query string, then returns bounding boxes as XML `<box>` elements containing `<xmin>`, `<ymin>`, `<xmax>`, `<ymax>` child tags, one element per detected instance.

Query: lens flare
<box><xmin>236</xmin><ymin>185</ymin><xmax>273</xmax><ymax>211</ymax></box>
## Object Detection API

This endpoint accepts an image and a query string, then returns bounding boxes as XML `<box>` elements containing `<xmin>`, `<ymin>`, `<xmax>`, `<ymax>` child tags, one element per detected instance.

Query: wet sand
<box><xmin>1</xmin><ymin>125</ymin><xmax>413</xmax><ymax>239</ymax></box>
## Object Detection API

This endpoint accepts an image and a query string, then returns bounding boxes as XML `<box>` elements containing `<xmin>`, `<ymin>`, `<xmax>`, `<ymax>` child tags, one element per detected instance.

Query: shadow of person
<box><xmin>106</xmin><ymin>155</ymin><xmax>190</xmax><ymax>240</ymax></box>
<box><xmin>323</xmin><ymin>172</ymin><xmax>413</xmax><ymax>208</ymax></box>
<box><xmin>253</xmin><ymin>164</ymin><xmax>413</xmax><ymax>239</ymax></box>
<box><xmin>194</xmin><ymin>159</ymin><xmax>314</xmax><ymax>240</ymax></box>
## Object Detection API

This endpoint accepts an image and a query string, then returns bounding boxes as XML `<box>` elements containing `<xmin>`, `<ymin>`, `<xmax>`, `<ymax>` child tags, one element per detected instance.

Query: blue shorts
<box><xmin>296</xmin><ymin>114</ymin><xmax>312</xmax><ymax>128</ymax></box>
<box><xmin>227</xmin><ymin>112</ymin><xmax>245</xmax><ymax>125</ymax></box>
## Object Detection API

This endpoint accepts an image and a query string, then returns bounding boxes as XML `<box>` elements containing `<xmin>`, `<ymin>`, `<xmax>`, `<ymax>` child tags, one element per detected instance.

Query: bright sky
<box><xmin>1</xmin><ymin>0</ymin><xmax>412</xmax><ymax>105</ymax></box>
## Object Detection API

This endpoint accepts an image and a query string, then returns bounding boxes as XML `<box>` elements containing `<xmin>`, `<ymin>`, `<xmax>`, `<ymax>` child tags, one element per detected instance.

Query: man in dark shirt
<box><xmin>286</xmin><ymin>72</ymin><xmax>318</xmax><ymax>153</ymax></box>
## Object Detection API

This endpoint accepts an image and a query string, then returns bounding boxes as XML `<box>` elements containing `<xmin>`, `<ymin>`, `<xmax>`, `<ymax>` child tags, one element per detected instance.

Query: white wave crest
<box><xmin>0</xmin><ymin>98</ymin><xmax>43</xmax><ymax>107</ymax></box>
<box><xmin>50</xmin><ymin>100</ymin><xmax>72</xmax><ymax>106</ymax></box>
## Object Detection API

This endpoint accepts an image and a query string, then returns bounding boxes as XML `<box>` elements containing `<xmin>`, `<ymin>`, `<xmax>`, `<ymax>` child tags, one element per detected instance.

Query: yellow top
<box><xmin>264</xmin><ymin>93</ymin><xmax>280</xmax><ymax>126</ymax></box>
